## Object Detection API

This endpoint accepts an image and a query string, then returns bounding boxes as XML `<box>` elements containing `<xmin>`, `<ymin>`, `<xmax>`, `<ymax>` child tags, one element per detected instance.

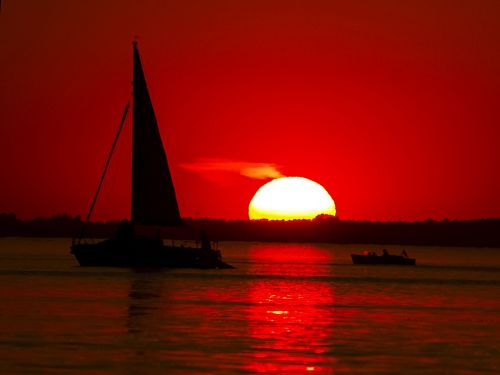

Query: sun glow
<box><xmin>248</xmin><ymin>177</ymin><xmax>336</xmax><ymax>220</ymax></box>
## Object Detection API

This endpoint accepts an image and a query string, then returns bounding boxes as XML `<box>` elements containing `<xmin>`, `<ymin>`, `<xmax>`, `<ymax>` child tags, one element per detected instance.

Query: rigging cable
<box><xmin>77</xmin><ymin>99</ymin><xmax>131</xmax><ymax>242</ymax></box>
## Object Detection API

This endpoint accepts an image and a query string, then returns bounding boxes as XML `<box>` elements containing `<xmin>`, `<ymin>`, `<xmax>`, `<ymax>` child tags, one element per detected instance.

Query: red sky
<box><xmin>1</xmin><ymin>0</ymin><xmax>499</xmax><ymax>221</ymax></box>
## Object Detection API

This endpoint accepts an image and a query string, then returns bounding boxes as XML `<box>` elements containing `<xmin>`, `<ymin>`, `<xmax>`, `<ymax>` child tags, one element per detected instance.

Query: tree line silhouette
<box><xmin>0</xmin><ymin>212</ymin><xmax>499</xmax><ymax>247</ymax></box>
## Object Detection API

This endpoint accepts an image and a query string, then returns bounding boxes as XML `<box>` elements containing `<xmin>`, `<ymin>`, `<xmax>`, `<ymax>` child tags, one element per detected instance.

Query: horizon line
<box><xmin>1</xmin><ymin>212</ymin><xmax>499</xmax><ymax>224</ymax></box>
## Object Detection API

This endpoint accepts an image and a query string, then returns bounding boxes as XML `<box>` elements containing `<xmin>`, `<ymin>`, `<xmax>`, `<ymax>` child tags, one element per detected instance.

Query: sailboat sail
<box><xmin>131</xmin><ymin>43</ymin><xmax>182</xmax><ymax>226</ymax></box>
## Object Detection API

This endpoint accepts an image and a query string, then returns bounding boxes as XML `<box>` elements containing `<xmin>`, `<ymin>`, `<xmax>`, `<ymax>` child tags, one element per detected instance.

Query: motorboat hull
<box><xmin>351</xmin><ymin>253</ymin><xmax>416</xmax><ymax>265</ymax></box>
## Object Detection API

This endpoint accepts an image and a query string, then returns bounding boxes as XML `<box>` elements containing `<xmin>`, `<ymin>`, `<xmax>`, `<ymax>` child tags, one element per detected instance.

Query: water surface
<box><xmin>0</xmin><ymin>239</ymin><xmax>499</xmax><ymax>374</ymax></box>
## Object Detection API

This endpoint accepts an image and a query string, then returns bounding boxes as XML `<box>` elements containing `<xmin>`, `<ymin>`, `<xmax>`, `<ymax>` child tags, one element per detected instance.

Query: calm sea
<box><xmin>0</xmin><ymin>238</ymin><xmax>499</xmax><ymax>374</ymax></box>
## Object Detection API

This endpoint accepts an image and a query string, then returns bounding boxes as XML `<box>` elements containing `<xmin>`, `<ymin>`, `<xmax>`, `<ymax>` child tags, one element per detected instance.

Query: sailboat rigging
<box><xmin>71</xmin><ymin>42</ymin><xmax>232</xmax><ymax>269</ymax></box>
<box><xmin>78</xmin><ymin>101</ymin><xmax>130</xmax><ymax>242</ymax></box>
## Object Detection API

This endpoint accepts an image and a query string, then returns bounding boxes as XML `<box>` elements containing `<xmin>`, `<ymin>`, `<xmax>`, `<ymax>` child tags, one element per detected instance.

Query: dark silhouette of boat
<box><xmin>351</xmin><ymin>250</ymin><xmax>416</xmax><ymax>265</ymax></box>
<box><xmin>71</xmin><ymin>42</ymin><xmax>233</xmax><ymax>269</ymax></box>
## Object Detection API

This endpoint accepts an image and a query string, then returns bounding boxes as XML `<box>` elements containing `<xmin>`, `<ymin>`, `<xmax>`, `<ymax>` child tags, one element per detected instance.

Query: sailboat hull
<box><xmin>71</xmin><ymin>239</ymin><xmax>233</xmax><ymax>269</ymax></box>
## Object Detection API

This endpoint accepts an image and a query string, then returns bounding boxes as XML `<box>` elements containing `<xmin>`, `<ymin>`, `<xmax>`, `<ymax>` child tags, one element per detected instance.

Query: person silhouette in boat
<box><xmin>401</xmin><ymin>250</ymin><xmax>408</xmax><ymax>257</ymax></box>
<box><xmin>114</xmin><ymin>219</ymin><xmax>134</xmax><ymax>242</ymax></box>
<box><xmin>382</xmin><ymin>248</ymin><xmax>389</xmax><ymax>256</ymax></box>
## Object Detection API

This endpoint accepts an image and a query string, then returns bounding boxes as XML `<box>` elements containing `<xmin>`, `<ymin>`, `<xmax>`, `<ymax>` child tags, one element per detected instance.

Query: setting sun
<box><xmin>249</xmin><ymin>177</ymin><xmax>336</xmax><ymax>220</ymax></box>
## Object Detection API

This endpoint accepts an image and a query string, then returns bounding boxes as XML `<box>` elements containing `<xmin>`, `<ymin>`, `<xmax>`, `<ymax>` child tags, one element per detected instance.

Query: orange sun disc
<box><xmin>248</xmin><ymin>177</ymin><xmax>336</xmax><ymax>220</ymax></box>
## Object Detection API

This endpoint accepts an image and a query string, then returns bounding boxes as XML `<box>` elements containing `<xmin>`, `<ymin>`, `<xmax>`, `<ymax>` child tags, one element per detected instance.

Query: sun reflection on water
<box><xmin>245</xmin><ymin>244</ymin><xmax>335</xmax><ymax>373</ymax></box>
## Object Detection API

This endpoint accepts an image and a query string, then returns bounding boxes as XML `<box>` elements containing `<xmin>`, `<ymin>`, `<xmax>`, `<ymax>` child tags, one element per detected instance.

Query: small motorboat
<box><xmin>351</xmin><ymin>250</ymin><xmax>416</xmax><ymax>265</ymax></box>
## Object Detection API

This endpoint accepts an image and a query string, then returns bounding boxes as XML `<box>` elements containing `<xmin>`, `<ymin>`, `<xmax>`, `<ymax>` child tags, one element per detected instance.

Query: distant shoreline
<box><xmin>1</xmin><ymin>213</ymin><xmax>499</xmax><ymax>248</ymax></box>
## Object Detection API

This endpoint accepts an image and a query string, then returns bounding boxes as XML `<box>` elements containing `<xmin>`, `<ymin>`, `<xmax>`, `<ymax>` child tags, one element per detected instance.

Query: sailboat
<box><xmin>71</xmin><ymin>42</ymin><xmax>233</xmax><ymax>269</ymax></box>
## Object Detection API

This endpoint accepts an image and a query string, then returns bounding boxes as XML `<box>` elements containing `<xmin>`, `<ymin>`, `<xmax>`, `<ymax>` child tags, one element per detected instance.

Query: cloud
<box><xmin>180</xmin><ymin>158</ymin><xmax>284</xmax><ymax>180</ymax></box>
